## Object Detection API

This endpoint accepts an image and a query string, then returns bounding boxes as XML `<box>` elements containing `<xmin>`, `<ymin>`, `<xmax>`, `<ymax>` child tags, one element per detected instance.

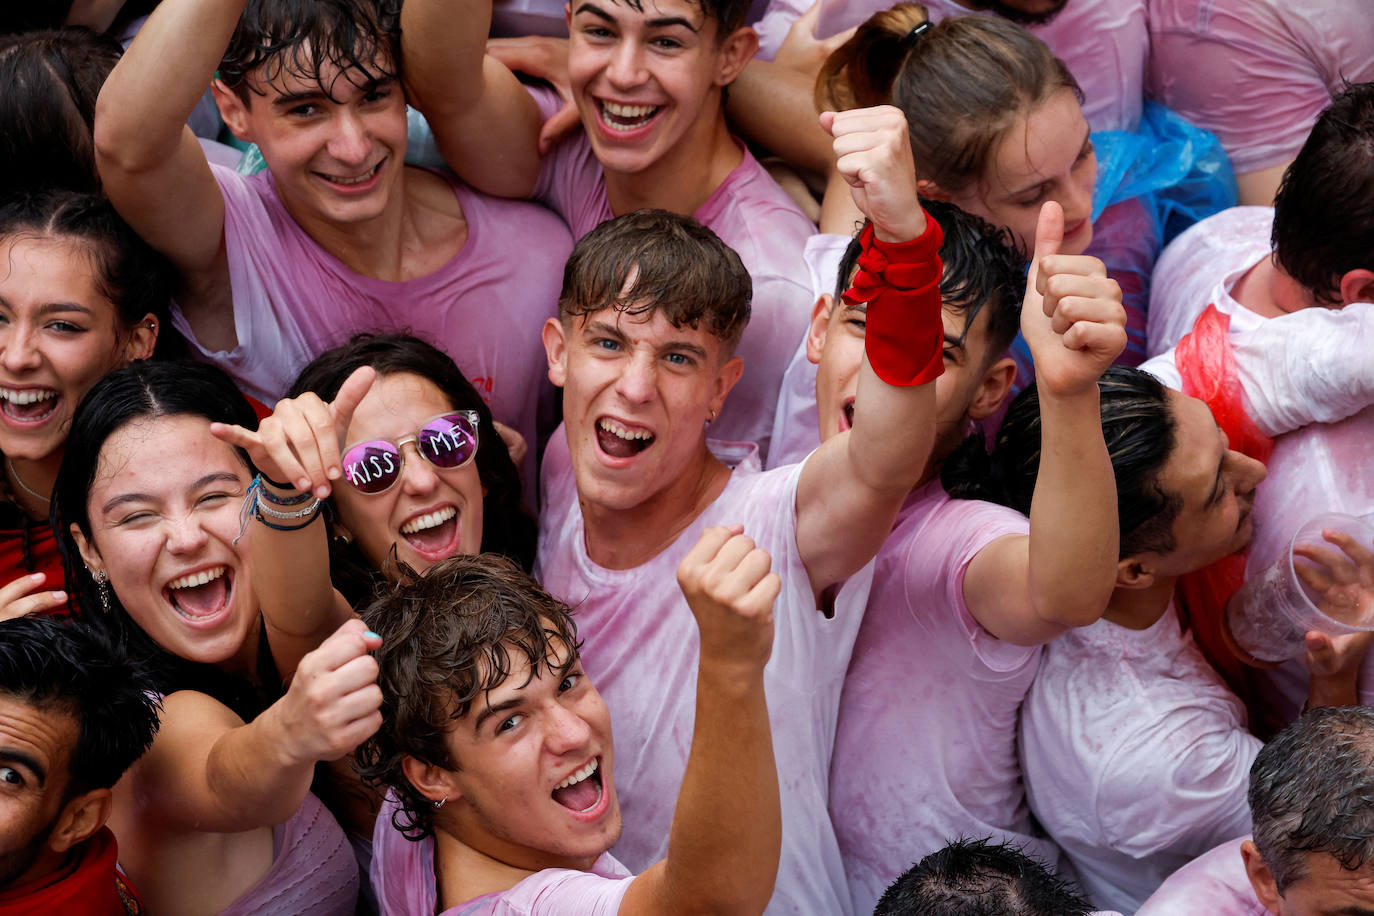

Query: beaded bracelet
<box><xmin>232</xmin><ymin>477</ymin><xmax>322</xmax><ymax>544</ymax></box>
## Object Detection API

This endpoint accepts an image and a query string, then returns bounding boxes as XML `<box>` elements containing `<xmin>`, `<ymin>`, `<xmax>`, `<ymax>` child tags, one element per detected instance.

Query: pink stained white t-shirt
<box><xmin>370</xmin><ymin>794</ymin><xmax>633</xmax><ymax>916</ymax></box>
<box><xmin>1135</xmin><ymin>836</ymin><xmax>1266</xmax><ymax>916</ymax></box>
<box><xmin>829</xmin><ymin>481</ymin><xmax>1056</xmax><ymax>915</ymax></box>
<box><xmin>173</xmin><ymin>163</ymin><xmax>570</xmax><ymax>498</ymax></box>
<box><xmin>753</xmin><ymin>0</ymin><xmax>1145</xmax><ymax>132</ymax></box>
<box><xmin>1147</xmin><ymin>0</ymin><xmax>1374</xmax><ymax>175</ymax></box>
<box><xmin>535</xmin><ymin>432</ymin><xmax>869</xmax><ymax>916</ymax></box>
<box><xmin>1145</xmin><ymin>206</ymin><xmax>1273</xmax><ymax>358</ymax></box>
<box><xmin>1019</xmin><ymin>604</ymin><xmax>1260</xmax><ymax>913</ymax></box>
<box><xmin>531</xmin><ymin>88</ymin><xmax>818</xmax><ymax>462</ymax></box>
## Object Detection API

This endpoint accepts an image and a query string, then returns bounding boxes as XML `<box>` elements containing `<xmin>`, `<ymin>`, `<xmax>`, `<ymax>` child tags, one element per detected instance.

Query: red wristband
<box><xmin>841</xmin><ymin>214</ymin><xmax>945</xmax><ymax>386</ymax></box>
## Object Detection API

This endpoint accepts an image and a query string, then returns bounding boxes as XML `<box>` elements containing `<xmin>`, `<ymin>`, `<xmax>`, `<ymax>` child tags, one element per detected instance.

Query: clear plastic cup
<box><xmin>1225</xmin><ymin>513</ymin><xmax>1374</xmax><ymax>665</ymax></box>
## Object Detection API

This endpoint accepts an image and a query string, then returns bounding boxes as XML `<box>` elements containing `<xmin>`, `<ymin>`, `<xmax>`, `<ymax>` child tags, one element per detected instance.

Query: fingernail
<box><xmin>297</xmin><ymin>478</ymin><xmax>311</xmax><ymax>491</ymax></box>
<box><xmin>327</xmin><ymin>466</ymin><xmax>341</xmax><ymax>479</ymax></box>
<box><xmin>365</xmin><ymin>631</ymin><xmax>382</xmax><ymax>640</ymax></box>
<box><xmin>52</xmin><ymin>591</ymin><xmax>66</xmax><ymax>600</ymax></box>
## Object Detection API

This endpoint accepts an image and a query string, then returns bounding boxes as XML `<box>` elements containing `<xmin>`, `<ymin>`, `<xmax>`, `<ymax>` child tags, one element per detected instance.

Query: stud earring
<box><xmin>433</xmin><ymin>795</ymin><xmax>448</xmax><ymax>810</ymax></box>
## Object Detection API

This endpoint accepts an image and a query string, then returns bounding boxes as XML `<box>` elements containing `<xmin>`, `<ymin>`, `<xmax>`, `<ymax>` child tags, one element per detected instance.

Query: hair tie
<box><xmin>902</xmin><ymin>20</ymin><xmax>931</xmax><ymax>50</ymax></box>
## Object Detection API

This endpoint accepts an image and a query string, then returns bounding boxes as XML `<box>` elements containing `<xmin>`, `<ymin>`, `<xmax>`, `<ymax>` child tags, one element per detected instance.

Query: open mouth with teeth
<box><xmin>164</xmin><ymin>565</ymin><xmax>232</xmax><ymax>623</ymax></box>
<box><xmin>316</xmin><ymin>158</ymin><xmax>384</xmax><ymax>189</ymax></box>
<box><xmin>399</xmin><ymin>505</ymin><xmax>461</xmax><ymax>560</ymax></box>
<box><xmin>0</xmin><ymin>387</ymin><xmax>59</xmax><ymax>424</ymax></box>
<box><xmin>552</xmin><ymin>757</ymin><xmax>604</xmax><ymax>813</ymax></box>
<box><xmin>597</xmin><ymin>100</ymin><xmax>662</xmax><ymax>133</ymax></box>
<box><xmin>596</xmin><ymin>418</ymin><xmax>654</xmax><ymax>459</ymax></box>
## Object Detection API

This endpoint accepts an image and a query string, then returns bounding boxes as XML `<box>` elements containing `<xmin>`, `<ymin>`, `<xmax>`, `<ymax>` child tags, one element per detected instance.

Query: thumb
<box><xmin>1032</xmin><ymin>200</ymin><xmax>1064</xmax><ymax>263</ymax></box>
<box><xmin>331</xmin><ymin>365</ymin><xmax>377</xmax><ymax>428</ymax></box>
<box><xmin>818</xmin><ymin>109</ymin><xmax>837</xmax><ymax>135</ymax></box>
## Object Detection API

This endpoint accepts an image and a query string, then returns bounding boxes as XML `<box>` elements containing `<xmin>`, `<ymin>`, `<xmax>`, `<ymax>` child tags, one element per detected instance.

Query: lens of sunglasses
<box><xmin>417</xmin><ymin>414</ymin><xmax>478</xmax><ymax>468</ymax></box>
<box><xmin>342</xmin><ymin>441</ymin><xmax>403</xmax><ymax>495</ymax></box>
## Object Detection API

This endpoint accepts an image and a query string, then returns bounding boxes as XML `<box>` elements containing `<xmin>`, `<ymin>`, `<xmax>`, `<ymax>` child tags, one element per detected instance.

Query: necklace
<box><xmin>6</xmin><ymin>457</ymin><xmax>50</xmax><ymax>506</ymax></box>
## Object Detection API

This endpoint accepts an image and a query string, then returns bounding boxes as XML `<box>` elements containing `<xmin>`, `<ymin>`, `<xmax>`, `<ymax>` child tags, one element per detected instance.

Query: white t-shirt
<box><xmin>753</xmin><ymin>0</ymin><xmax>1145</xmax><ymax>132</ymax></box>
<box><xmin>371</xmin><ymin>795</ymin><xmax>634</xmax><ymax>916</ymax></box>
<box><xmin>1020</xmin><ymin>605</ymin><xmax>1260</xmax><ymax>913</ymax></box>
<box><xmin>1135</xmin><ymin>836</ymin><xmax>1267</xmax><ymax>916</ymax></box>
<box><xmin>531</xmin><ymin>89</ymin><xmax>818</xmax><ymax>462</ymax></box>
<box><xmin>829</xmin><ymin>481</ymin><xmax>1055</xmax><ymax>914</ymax></box>
<box><xmin>535</xmin><ymin>432</ymin><xmax>868</xmax><ymax>915</ymax></box>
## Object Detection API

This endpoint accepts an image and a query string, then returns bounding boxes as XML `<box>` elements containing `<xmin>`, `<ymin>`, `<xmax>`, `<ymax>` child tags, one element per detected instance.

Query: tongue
<box><xmin>597</xmin><ymin>426</ymin><xmax>648</xmax><ymax>459</ymax></box>
<box><xmin>552</xmin><ymin>775</ymin><xmax>600</xmax><ymax>812</ymax></box>
<box><xmin>171</xmin><ymin>576</ymin><xmax>227</xmax><ymax>617</ymax></box>
<box><xmin>3</xmin><ymin>397</ymin><xmax>55</xmax><ymax>421</ymax></box>
<box><xmin>402</xmin><ymin>515</ymin><xmax>457</xmax><ymax>554</ymax></box>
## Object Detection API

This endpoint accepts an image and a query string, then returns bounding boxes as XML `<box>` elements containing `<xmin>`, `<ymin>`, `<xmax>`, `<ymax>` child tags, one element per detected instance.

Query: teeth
<box><xmin>556</xmin><ymin>758</ymin><xmax>599</xmax><ymax>790</ymax></box>
<box><xmin>0</xmin><ymin>387</ymin><xmax>57</xmax><ymax>406</ymax></box>
<box><xmin>598</xmin><ymin>419</ymin><xmax>652</xmax><ymax>441</ymax></box>
<box><xmin>401</xmin><ymin>506</ymin><xmax>456</xmax><ymax>534</ymax></box>
<box><xmin>602</xmin><ymin>101</ymin><xmax>656</xmax><ymax>118</ymax></box>
<box><xmin>168</xmin><ymin>566</ymin><xmax>226</xmax><ymax>590</ymax></box>
<box><xmin>324</xmin><ymin>163</ymin><xmax>379</xmax><ymax>185</ymax></box>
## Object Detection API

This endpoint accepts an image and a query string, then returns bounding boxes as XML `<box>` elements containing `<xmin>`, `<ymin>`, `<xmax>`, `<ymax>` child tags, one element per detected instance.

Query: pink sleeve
<box><xmin>507</xmin><ymin>868</ymin><xmax>633</xmax><ymax>915</ymax></box>
<box><xmin>528</xmin><ymin>86</ymin><xmax>611</xmax><ymax>237</ymax></box>
<box><xmin>751</xmin><ymin>0</ymin><xmax>814</xmax><ymax>60</ymax></box>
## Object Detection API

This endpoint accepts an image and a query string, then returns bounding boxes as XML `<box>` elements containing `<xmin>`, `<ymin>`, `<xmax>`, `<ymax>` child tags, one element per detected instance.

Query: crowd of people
<box><xmin>0</xmin><ymin>0</ymin><xmax>1371</xmax><ymax>914</ymax></box>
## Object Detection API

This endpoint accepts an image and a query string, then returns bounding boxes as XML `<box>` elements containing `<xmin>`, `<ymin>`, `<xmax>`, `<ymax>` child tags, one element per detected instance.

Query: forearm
<box><xmin>728</xmin><ymin>60</ymin><xmax>834</xmax><ymax>175</ymax></box>
<box><xmin>202</xmin><ymin>707</ymin><xmax>318</xmax><ymax>829</ymax></box>
<box><xmin>655</xmin><ymin>664</ymin><xmax>778</xmax><ymax>915</ymax></box>
<box><xmin>95</xmin><ymin>0</ymin><xmax>243</xmax><ymax>171</ymax></box>
<box><xmin>1026</xmin><ymin>386</ymin><xmax>1118</xmax><ymax>627</ymax></box>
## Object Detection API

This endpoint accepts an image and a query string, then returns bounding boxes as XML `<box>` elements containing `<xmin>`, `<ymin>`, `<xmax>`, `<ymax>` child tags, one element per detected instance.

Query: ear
<box><xmin>1115</xmin><ymin>554</ymin><xmax>1156</xmax><ymax>590</ymax></box>
<box><xmin>713</xmin><ymin>26</ymin><xmax>758</xmax><ymax>87</ymax></box>
<box><xmin>966</xmin><ymin>356</ymin><xmax>1017</xmax><ymax>421</ymax></box>
<box><xmin>916</xmin><ymin>179</ymin><xmax>948</xmax><ymax>202</ymax></box>
<box><xmin>123</xmin><ymin>313</ymin><xmax>159</xmax><ymax>362</ymax></box>
<box><xmin>71</xmin><ymin>525</ymin><xmax>104</xmax><ymax>579</ymax></box>
<box><xmin>211</xmin><ymin>78</ymin><xmax>254</xmax><ymax>144</ymax></box>
<box><xmin>542</xmin><ymin>317</ymin><xmax>569</xmax><ymax>389</ymax></box>
<box><xmin>805</xmin><ymin>295</ymin><xmax>833</xmax><ymax>365</ymax></box>
<box><xmin>1241</xmin><ymin>840</ymin><xmax>1284</xmax><ymax>915</ymax></box>
<box><xmin>1337</xmin><ymin>268</ymin><xmax>1374</xmax><ymax>308</ymax></box>
<box><xmin>710</xmin><ymin>355</ymin><xmax>745</xmax><ymax>419</ymax></box>
<box><xmin>48</xmin><ymin>788</ymin><xmax>111</xmax><ymax>854</ymax></box>
<box><xmin>401</xmin><ymin>755</ymin><xmax>461</xmax><ymax>808</ymax></box>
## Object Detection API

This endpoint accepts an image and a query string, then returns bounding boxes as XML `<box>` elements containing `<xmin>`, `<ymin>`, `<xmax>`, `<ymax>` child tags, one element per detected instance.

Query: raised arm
<box><xmin>93</xmin><ymin>0</ymin><xmax>231</xmax><ymax>289</ymax></box>
<box><xmin>620</xmin><ymin>526</ymin><xmax>780</xmax><ymax>916</ymax></box>
<box><xmin>120</xmin><ymin>620</ymin><xmax>382</xmax><ymax>834</ymax></box>
<box><xmin>795</xmin><ymin>105</ymin><xmax>939</xmax><ymax>594</ymax></box>
<box><xmin>962</xmin><ymin>203</ymin><xmax>1127</xmax><ymax>646</ymax></box>
<box><xmin>402</xmin><ymin>0</ymin><xmax>544</xmax><ymax>197</ymax></box>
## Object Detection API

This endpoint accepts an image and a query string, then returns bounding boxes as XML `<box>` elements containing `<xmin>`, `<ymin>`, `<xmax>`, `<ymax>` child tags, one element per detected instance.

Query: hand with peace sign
<box><xmin>210</xmin><ymin>367</ymin><xmax>377</xmax><ymax>499</ymax></box>
<box><xmin>1022</xmin><ymin>201</ymin><xmax>1127</xmax><ymax>400</ymax></box>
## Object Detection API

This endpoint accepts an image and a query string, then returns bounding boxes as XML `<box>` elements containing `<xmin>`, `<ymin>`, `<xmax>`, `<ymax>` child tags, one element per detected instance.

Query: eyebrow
<box><xmin>1005</xmin><ymin>128</ymin><xmax>1093</xmax><ymax>199</ymax></box>
<box><xmin>101</xmin><ymin>471</ymin><xmax>243</xmax><ymax>516</ymax></box>
<box><xmin>0</xmin><ymin>749</ymin><xmax>45</xmax><ymax>786</ymax></box>
<box><xmin>473</xmin><ymin>696</ymin><xmax>522</xmax><ymax>734</ymax></box>
<box><xmin>0</xmin><ymin>295</ymin><xmax>95</xmax><ymax>317</ymax></box>
<box><xmin>574</xmin><ymin>1</ymin><xmax>700</xmax><ymax>30</ymax></box>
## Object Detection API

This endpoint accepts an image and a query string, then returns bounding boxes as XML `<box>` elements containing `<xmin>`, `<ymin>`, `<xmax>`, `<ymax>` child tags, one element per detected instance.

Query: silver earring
<box><xmin>433</xmin><ymin>795</ymin><xmax>448</xmax><ymax>810</ymax></box>
<box><xmin>93</xmin><ymin>570</ymin><xmax>111</xmax><ymax>614</ymax></box>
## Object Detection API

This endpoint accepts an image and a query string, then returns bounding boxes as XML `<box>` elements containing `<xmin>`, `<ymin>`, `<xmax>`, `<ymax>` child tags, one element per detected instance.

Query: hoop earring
<box><xmin>93</xmin><ymin>569</ymin><xmax>111</xmax><ymax>614</ymax></box>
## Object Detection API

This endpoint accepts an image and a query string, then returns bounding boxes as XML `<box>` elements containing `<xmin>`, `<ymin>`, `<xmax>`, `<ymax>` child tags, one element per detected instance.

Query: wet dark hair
<box><xmin>52</xmin><ymin>361</ymin><xmax>279</xmax><ymax>721</ymax></box>
<box><xmin>288</xmin><ymin>333</ymin><xmax>536</xmax><ymax>604</ymax></box>
<box><xmin>1249</xmin><ymin>705</ymin><xmax>1374</xmax><ymax>894</ymax></box>
<box><xmin>1272</xmin><ymin>81</ymin><xmax>1374</xmax><ymax>306</ymax></box>
<box><xmin>0</xmin><ymin>2</ymin><xmax>159</xmax><ymax>36</ymax></box>
<box><xmin>0</xmin><ymin>28</ymin><xmax>121</xmax><ymax>197</ymax></box>
<box><xmin>592</xmin><ymin>0</ymin><xmax>752</xmax><ymax>35</ymax></box>
<box><xmin>218</xmin><ymin>0</ymin><xmax>401</xmax><ymax>104</ymax></box>
<box><xmin>354</xmin><ymin>553</ymin><xmax>583</xmax><ymax>839</ymax></box>
<box><xmin>875</xmin><ymin>838</ymin><xmax>1093</xmax><ymax>915</ymax></box>
<box><xmin>0</xmin><ymin>615</ymin><xmax>160</xmax><ymax>797</ymax></box>
<box><xmin>942</xmin><ymin>366</ymin><xmax>1181</xmax><ymax>558</ymax></box>
<box><xmin>834</xmin><ymin>201</ymin><xmax>1025</xmax><ymax>364</ymax></box>
<box><xmin>0</xmin><ymin>188</ymin><xmax>177</xmax><ymax>357</ymax></box>
<box><xmin>559</xmin><ymin>209</ymin><xmax>752</xmax><ymax>354</ymax></box>
<box><xmin>817</xmin><ymin>4</ymin><xmax>1081</xmax><ymax>200</ymax></box>
<box><xmin>957</xmin><ymin>0</ymin><xmax>1069</xmax><ymax>26</ymax></box>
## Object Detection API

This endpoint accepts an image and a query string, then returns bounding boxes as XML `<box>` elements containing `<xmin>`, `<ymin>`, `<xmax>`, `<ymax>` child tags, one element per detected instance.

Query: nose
<box><xmin>1233</xmin><ymin>451</ymin><xmax>1267</xmax><ymax>493</ymax></box>
<box><xmin>165</xmin><ymin>512</ymin><xmax>211</xmax><ymax>555</ymax></box>
<box><xmin>398</xmin><ymin>442</ymin><xmax>440</xmax><ymax>496</ymax></box>
<box><xmin>0</xmin><ymin>324</ymin><xmax>42</xmax><ymax>374</ymax></box>
<box><xmin>605</xmin><ymin>39</ymin><xmax>648</xmax><ymax>91</ymax></box>
<box><xmin>1058</xmin><ymin>176</ymin><xmax>1093</xmax><ymax>227</ymax></box>
<box><xmin>612</xmin><ymin>352</ymin><xmax>656</xmax><ymax>406</ymax></box>
<box><xmin>545</xmin><ymin>700</ymin><xmax>593</xmax><ymax>756</ymax></box>
<box><xmin>326</xmin><ymin>108</ymin><xmax>371</xmax><ymax>167</ymax></box>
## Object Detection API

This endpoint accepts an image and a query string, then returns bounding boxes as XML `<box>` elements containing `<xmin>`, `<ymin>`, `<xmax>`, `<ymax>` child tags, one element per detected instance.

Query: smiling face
<box><xmin>213</xmin><ymin>47</ymin><xmax>407</xmax><ymax>232</ymax></box>
<box><xmin>75</xmin><ymin>415</ymin><xmax>256</xmax><ymax>667</ymax></box>
<box><xmin>946</xmin><ymin>89</ymin><xmax>1097</xmax><ymax>257</ymax></box>
<box><xmin>0</xmin><ymin>694</ymin><xmax>76</xmax><ymax>889</ymax></box>
<box><xmin>436</xmin><ymin>640</ymin><xmax>620</xmax><ymax>871</ymax></box>
<box><xmin>567</xmin><ymin>0</ymin><xmax>753</xmax><ymax>178</ymax></box>
<box><xmin>542</xmin><ymin>307</ymin><xmax>742</xmax><ymax>513</ymax></box>
<box><xmin>332</xmin><ymin>372</ymin><xmax>485</xmax><ymax>576</ymax></box>
<box><xmin>0</xmin><ymin>234</ymin><xmax>152</xmax><ymax>465</ymax></box>
<box><xmin>1134</xmin><ymin>392</ymin><xmax>1268</xmax><ymax>579</ymax></box>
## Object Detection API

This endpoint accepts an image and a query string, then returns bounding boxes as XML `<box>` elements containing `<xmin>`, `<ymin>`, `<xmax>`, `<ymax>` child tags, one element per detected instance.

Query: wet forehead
<box><xmin>1161</xmin><ymin>391</ymin><xmax>1224</xmax><ymax>507</ymax></box>
<box><xmin>0</xmin><ymin>693</ymin><xmax>77</xmax><ymax>789</ymax></box>
<box><xmin>987</xmin><ymin>89</ymin><xmax>1090</xmax><ymax>195</ymax></box>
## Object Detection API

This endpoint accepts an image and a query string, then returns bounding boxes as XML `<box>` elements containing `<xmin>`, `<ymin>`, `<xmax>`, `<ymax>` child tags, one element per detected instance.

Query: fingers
<box><xmin>329</xmin><ymin>366</ymin><xmax>376</xmax><ymax>436</ymax></box>
<box><xmin>1031</xmin><ymin>200</ymin><xmax>1064</xmax><ymax>264</ymax></box>
<box><xmin>539</xmin><ymin>100</ymin><xmax>582</xmax><ymax>156</ymax></box>
<box><xmin>0</xmin><ymin>573</ymin><xmax>66</xmax><ymax>622</ymax></box>
<box><xmin>300</xmin><ymin>618</ymin><xmax>383</xmax><ymax>674</ymax></box>
<box><xmin>209</xmin><ymin>421</ymin><xmax>262</xmax><ymax>451</ymax></box>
